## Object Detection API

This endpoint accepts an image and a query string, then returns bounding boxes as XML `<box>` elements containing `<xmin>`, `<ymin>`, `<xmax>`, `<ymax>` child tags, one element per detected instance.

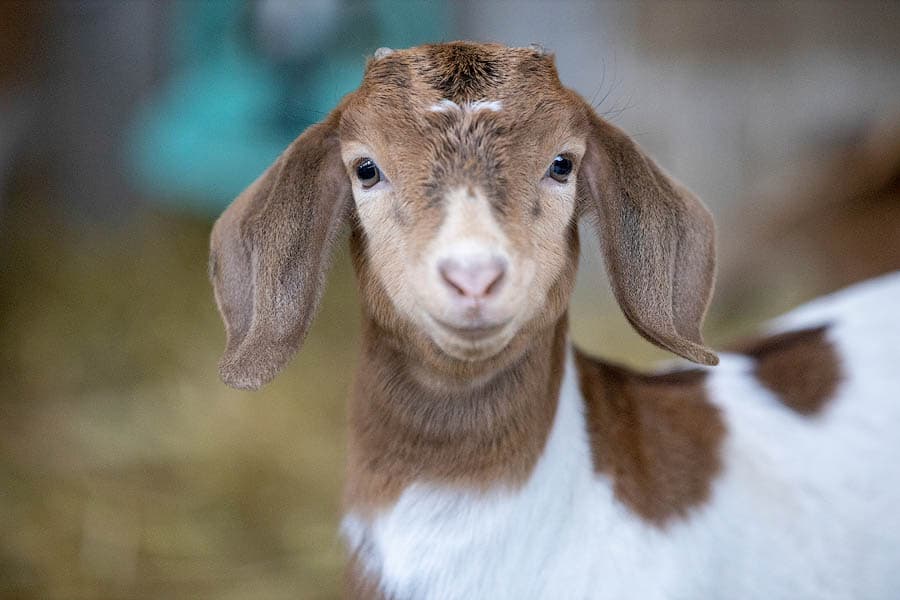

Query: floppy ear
<box><xmin>209</xmin><ymin>109</ymin><xmax>351</xmax><ymax>390</ymax></box>
<box><xmin>579</xmin><ymin>112</ymin><xmax>719</xmax><ymax>366</ymax></box>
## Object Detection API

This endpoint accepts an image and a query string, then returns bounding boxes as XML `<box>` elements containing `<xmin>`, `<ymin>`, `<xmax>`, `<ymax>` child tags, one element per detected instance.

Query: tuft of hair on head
<box><xmin>373</xmin><ymin>47</ymin><xmax>394</xmax><ymax>60</ymax></box>
<box><xmin>526</xmin><ymin>43</ymin><xmax>550</xmax><ymax>57</ymax></box>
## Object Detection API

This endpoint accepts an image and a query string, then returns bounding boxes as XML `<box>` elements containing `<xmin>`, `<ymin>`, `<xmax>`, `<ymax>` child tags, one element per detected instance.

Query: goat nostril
<box><xmin>439</xmin><ymin>264</ymin><xmax>467</xmax><ymax>296</ymax></box>
<box><xmin>438</xmin><ymin>257</ymin><xmax>508</xmax><ymax>299</ymax></box>
<box><xmin>485</xmin><ymin>263</ymin><xmax>506</xmax><ymax>296</ymax></box>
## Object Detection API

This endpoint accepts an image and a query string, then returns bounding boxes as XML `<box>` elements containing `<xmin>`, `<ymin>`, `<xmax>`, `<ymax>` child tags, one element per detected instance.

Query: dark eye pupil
<box><xmin>551</xmin><ymin>156</ymin><xmax>572</xmax><ymax>177</ymax></box>
<box><xmin>355</xmin><ymin>159</ymin><xmax>380</xmax><ymax>187</ymax></box>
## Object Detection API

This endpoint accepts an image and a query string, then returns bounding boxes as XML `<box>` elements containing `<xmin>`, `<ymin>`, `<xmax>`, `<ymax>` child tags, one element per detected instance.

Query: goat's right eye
<box><xmin>355</xmin><ymin>158</ymin><xmax>381</xmax><ymax>188</ymax></box>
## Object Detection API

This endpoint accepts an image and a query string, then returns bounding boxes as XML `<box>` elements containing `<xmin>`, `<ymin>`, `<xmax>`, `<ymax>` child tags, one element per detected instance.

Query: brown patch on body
<box><xmin>738</xmin><ymin>325</ymin><xmax>841</xmax><ymax>416</ymax></box>
<box><xmin>574</xmin><ymin>350</ymin><xmax>725</xmax><ymax>527</ymax></box>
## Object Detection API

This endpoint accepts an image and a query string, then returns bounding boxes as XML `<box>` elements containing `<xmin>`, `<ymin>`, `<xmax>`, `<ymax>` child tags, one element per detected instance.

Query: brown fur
<box><xmin>344</xmin><ymin>311</ymin><xmax>569</xmax><ymax>513</ymax></box>
<box><xmin>209</xmin><ymin>108</ymin><xmax>352</xmax><ymax>390</ymax></box>
<box><xmin>738</xmin><ymin>326</ymin><xmax>841</xmax><ymax>416</ymax></box>
<box><xmin>574</xmin><ymin>351</ymin><xmax>726</xmax><ymax>527</ymax></box>
<box><xmin>579</xmin><ymin>118</ymin><xmax>719</xmax><ymax>366</ymax></box>
<box><xmin>421</xmin><ymin>43</ymin><xmax>506</xmax><ymax>101</ymax></box>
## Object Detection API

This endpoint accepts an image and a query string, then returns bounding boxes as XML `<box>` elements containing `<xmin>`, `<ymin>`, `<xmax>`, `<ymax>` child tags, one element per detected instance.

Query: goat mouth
<box><xmin>432</xmin><ymin>317</ymin><xmax>510</xmax><ymax>341</ymax></box>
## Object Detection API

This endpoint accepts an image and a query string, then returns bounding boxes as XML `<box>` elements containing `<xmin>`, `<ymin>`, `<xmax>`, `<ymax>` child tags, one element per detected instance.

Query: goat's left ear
<box><xmin>209</xmin><ymin>108</ymin><xmax>351</xmax><ymax>390</ymax></box>
<box><xmin>578</xmin><ymin>112</ymin><xmax>719</xmax><ymax>366</ymax></box>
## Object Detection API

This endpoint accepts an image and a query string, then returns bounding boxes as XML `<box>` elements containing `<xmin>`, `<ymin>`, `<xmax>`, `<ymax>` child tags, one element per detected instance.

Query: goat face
<box><xmin>209</xmin><ymin>42</ymin><xmax>718</xmax><ymax>390</ymax></box>
<box><xmin>340</xmin><ymin>45</ymin><xmax>586</xmax><ymax>368</ymax></box>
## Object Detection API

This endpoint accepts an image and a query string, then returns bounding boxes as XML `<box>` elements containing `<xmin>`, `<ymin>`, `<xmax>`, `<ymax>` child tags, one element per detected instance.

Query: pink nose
<box><xmin>438</xmin><ymin>255</ymin><xmax>508</xmax><ymax>299</ymax></box>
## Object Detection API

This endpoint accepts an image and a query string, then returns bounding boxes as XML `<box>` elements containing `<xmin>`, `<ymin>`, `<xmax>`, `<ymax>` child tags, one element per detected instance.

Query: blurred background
<box><xmin>1</xmin><ymin>1</ymin><xmax>898</xmax><ymax>598</ymax></box>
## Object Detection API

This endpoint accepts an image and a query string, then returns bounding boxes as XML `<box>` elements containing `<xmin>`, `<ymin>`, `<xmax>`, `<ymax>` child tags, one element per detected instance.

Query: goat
<box><xmin>208</xmin><ymin>42</ymin><xmax>900</xmax><ymax>599</ymax></box>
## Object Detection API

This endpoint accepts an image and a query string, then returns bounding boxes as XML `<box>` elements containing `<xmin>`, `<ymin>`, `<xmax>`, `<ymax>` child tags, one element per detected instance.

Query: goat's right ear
<box><xmin>209</xmin><ymin>109</ymin><xmax>351</xmax><ymax>390</ymax></box>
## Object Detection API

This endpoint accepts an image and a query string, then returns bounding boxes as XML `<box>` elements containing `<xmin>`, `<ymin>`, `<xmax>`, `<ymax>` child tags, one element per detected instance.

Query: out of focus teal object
<box><xmin>129</xmin><ymin>0</ymin><xmax>452</xmax><ymax>214</ymax></box>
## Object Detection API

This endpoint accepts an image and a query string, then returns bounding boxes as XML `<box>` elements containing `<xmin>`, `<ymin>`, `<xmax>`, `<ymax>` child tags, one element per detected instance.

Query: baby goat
<box><xmin>209</xmin><ymin>42</ymin><xmax>900</xmax><ymax>599</ymax></box>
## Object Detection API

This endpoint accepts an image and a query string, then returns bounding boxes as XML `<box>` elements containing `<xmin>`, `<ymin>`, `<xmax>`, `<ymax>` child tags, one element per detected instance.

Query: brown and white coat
<box><xmin>209</xmin><ymin>42</ymin><xmax>900</xmax><ymax>599</ymax></box>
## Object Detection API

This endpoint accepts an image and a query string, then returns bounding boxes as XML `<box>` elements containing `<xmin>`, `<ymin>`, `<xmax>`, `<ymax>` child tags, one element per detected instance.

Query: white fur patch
<box><xmin>468</xmin><ymin>99</ymin><xmax>503</xmax><ymax>112</ymax></box>
<box><xmin>416</xmin><ymin>186</ymin><xmax>521</xmax><ymax>359</ymax></box>
<box><xmin>429</xmin><ymin>99</ymin><xmax>503</xmax><ymax>113</ymax></box>
<box><xmin>428</xmin><ymin>99</ymin><xmax>459</xmax><ymax>113</ymax></box>
<box><xmin>341</xmin><ymin>273</ymin><xmax>900</xmax><ymax>598</ymax></box>
<box><xmin>426</xmin><ymin>186</ymin><xmax>509</xmax><ymax>270</ymax></box>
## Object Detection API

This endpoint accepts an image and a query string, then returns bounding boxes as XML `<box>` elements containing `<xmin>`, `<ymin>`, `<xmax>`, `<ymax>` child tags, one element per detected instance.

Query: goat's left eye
<box><xmin>547</xmin><ymin>155</ymin><xmax>573</xmax><ymax>183</ymax></box>
<box><xmin>355</xmin><ymin>158</ymin><xmax>382</xmax><ymax>188</ymax></box>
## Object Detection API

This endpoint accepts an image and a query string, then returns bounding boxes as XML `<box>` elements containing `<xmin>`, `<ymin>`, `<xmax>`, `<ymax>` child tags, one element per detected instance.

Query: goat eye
<box><xmin>355</xmin><ymin>158</ymin><xmax>381</xmax><ymax>188</ymax></box>
<box><xmin>547</xmin><ymin>155</ymin><xmax>573</xmax><ymax>182</ymax></box>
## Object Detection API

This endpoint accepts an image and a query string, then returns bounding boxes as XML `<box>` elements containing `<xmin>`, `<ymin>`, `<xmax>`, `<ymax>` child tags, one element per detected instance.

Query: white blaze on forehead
<box><xmin>419</xmin><ymin>185</ymin><xmax>521</xmax><ymax>350</ymax></box>
<box><xmin>429</xmin><ymin>99</ymin><xmax>503</xmax><ymax>113</ymax></box>
<box><xmin>429</xmin><ymin>186</ymin><xmax>509</xmax><ymax>259</ymax></box>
